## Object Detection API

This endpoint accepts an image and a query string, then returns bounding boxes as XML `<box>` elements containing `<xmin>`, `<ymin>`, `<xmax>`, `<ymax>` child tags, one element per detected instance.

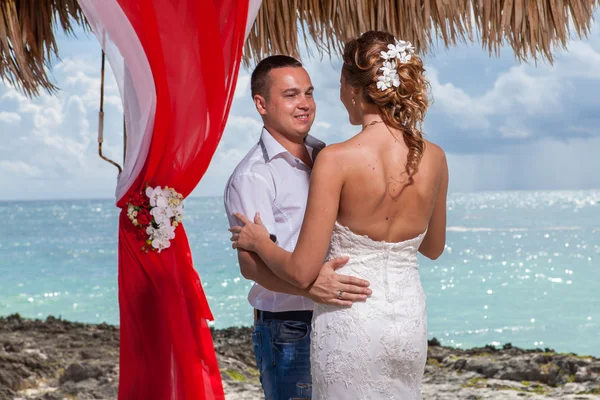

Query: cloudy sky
<box><xmin>1</xmin><ymin>15</ymin><xmax>600</xmax><ymax>201</ymax></box>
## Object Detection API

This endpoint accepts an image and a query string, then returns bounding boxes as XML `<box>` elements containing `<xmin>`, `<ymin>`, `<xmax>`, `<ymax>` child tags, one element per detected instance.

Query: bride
<box><xmin>229</xmin><ymin>30</ymin><xmax>448</xmax><ymax>399</ymax></box>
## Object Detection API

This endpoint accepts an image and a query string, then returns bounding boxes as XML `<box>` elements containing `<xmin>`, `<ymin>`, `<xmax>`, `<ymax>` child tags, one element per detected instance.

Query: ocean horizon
<box><xmin>1</xmin><ymin>189</ymin><xmax>598</xmax><ymax>356</ymax></box>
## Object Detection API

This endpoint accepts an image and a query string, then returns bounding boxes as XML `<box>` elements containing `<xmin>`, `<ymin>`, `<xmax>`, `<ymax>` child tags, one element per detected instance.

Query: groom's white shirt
<box><xmin>224</xmin><ymin>127</ymin><xmax>325</xmax><ymax>312</ymax></box>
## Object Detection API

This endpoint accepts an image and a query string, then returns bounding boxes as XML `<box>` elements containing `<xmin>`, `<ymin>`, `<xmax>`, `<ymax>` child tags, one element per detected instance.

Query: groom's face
<box><xmin>256</xmin><ymin>67</ymin><xmax>316</xmax><ymax>140</ymax></box>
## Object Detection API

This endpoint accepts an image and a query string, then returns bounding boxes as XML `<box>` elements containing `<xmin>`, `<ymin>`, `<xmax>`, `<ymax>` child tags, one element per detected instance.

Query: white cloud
<box><xmin>57</xmin><ymin>57</ymin><xmax>123</xmax><ymax>111</ymax></box>
<box><xmin>0</xmin><ymin>111</ymin><xmax>20</xmax><ymax>124</ymax></box>
<box><xmin>0</xmin><ymin>87</ymin><xmax>92</xmax><ymax>173</ymax></box>
<box><xmin>224</xmin><ymin>115</ymin><xmax>263</xmax><ymax>135</ymax></box>
<box><xmin>234</xmin><ymin>74</ymin><xmax>251</xmax><ymax>99</ymax></box>
<box><xmin>417</xmin><ymin>30</ymin><xmax>600</xmax><ymax>158</ymax></box>
<box><xmin>427</xmin><ymin>64</ymin><xmax>562</xmax><ymax>133</ymax></box>
<box><xmin>193</xmin><ymin>115</ymin><xmax>264</xmax><ymax>196</ymax></box>
<box><xmin>555</xmin><ymin>41</ymin><xmax>600</xmax><ymax>79</ymax></box>
<box><xmin>315</xmin><ymin>121</ymin><xmax>331</xmax><ymax>129</ymax></box>
<box><xmin>497</xmin><ymin>120</ymin><xmax>532</xmax><ymax>139</ymax></box>
<box><xmin>0</xmin><ymin>54</ymin><xmax>124</xmax><ymax>199</ymax></box>
<box><xmin>427</xmin><ymin>68</ymin><xmax>491</xmax><ymax>130</ymax></box>
<box><xmin>0</xmin><ymin>160</ymin><xmax>42</xmax><ymax>178</ymax></box>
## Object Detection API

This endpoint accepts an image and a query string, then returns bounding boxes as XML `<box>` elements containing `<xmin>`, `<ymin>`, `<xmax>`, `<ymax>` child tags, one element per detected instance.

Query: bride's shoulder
<box><xmin>317</xmin><ymin>142</ymin><xmax>344</xmax><ymax>160</ymax></box>
<box><xmin>320</xmin><ymin>135</ymin><xmax>376</xmax><ymax>167</ymax></box>
<box><xmin>422</xmin><ymin>140</ymin><xmax>448</xmax><ymax>178</ymax></box>
<box><xmin>320</xmin><ymin>138</ymin><xmax>362</xmax><ymax>159</ymax></box>
<box><xmin>423</xmin><ymin>140</ymin><xmax>447</xmax><ymax>162</ymax></box>
<box><xmin>329</xmin><ymin>132</ymin><xmax>370</xmax><ymax>151</ymax></box>
<box><xmin>313</xmin><ymin>141</ymin><xmax>356</xmax><ymax>171</ymax></box>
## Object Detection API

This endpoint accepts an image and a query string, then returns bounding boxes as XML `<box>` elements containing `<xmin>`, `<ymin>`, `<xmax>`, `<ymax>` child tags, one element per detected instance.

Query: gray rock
<box><xmin>465</xmin><ymin>357</ymin><xmax>501</xmax><ymax>378</ymax></box>
<box><xmin>4</xmin><ymin>341</ymin><xmax>25</xmax><ymax>353</ymax></box>
<box><xmin>499</xmin><ymin>359</ymin><xmax>542</xmax><ymax>382</ymax></box>
<box><xmin>59</xmin><ymin>363</ymin><xmax>103</xmax><ymax>384</ymax></box>
<box><xmin>80</xmin><ymin>349</ymin><xmax>105</xmax><ymax>360</ymax></box>
<box><xmin>452</xmin><ymin>358</ymin><xmax>467</xmax><ymax>370</ymax></box>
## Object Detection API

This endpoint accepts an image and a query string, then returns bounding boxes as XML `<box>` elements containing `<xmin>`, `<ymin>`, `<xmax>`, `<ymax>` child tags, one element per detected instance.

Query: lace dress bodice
<box><xmin>310</xmin><ymin>221</ymin><xmax>428</xmax><ymax>400</ymax></box>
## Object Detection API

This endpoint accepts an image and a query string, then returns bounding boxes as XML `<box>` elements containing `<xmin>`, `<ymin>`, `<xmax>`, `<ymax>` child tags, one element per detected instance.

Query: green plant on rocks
<box><xmin>225</xmin><ymin>369</ymin><xmax>246</xmax><ymax>382</ymax></box>
<box><xmin>461</xmin><ymin>377</ymin><xmax>488</xmax><ymax>389</ymax></box>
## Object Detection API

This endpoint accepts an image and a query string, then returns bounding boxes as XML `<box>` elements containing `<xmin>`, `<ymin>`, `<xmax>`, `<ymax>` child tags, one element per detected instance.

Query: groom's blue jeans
<box><xmin>252</xmin><ymin>311</ymin><xmax>312</xmax><ymax>400</ymax></box>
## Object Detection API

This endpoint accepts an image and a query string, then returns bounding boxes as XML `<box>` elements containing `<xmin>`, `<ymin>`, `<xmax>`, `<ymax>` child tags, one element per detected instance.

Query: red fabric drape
<box><xmin>114</xmin><ymin>1</ymin><xmax>249</xmax><ymax>399</ymax></box>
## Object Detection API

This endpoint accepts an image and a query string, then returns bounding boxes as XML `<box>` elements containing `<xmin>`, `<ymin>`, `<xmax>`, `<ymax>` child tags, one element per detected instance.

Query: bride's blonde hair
<box><xmin>342</xmin><ymin>31</ymin><xmax>430</xmax><ymax>185</ymax></box>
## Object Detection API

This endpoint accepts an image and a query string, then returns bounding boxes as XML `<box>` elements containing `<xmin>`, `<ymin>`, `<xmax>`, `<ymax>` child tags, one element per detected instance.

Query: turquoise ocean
<box><xmin>1</xmin><ymin>190</ymin><xmax>599</xmax><ymax>356</ymax></box>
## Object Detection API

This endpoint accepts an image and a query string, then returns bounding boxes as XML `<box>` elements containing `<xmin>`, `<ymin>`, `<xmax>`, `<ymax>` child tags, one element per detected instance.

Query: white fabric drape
<box><xmin>78</xmin><ymin>0</ymin><xmax>156</xmax><ymax>202</ymax></box>
<box><xmin>78</xmin><ymin>0</ymin><xmax>262</xmax><ymax>202</ymax></box>
<box><xmin>245</xmin><ymin>0</ymin><xmax>262</xmax><ymax>40</ymax></box>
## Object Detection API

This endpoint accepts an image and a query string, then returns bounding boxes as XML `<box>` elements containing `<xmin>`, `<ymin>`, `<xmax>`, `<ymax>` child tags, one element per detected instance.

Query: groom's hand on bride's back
<box><xmin>306</xmin><ymin>257</ymin><xmax>372</xmax><ymax>307</ymax></box>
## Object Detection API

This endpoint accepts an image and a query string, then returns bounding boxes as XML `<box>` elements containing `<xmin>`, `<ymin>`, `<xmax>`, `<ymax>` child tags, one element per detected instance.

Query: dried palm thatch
<box><xmin>0</xmin><ymin>0</ymin><xmax>86</xmax><ymax>96</ymax></box>
<box><xmin>0</xmin><ymin>0</ymin><xmax>598</xmax><ymax>97</ymax></box>
<box><xmin>243</xmin><ymin>0</ymin><xmax>599</xmax><ymax>66</ymax></box>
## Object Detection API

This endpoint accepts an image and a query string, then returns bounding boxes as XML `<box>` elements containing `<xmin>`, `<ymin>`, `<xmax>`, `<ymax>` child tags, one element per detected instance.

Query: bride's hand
<box><xmin>229</xmin><ymin>212</ymin><xmax>270</xmax><ymax>252</ymax></box>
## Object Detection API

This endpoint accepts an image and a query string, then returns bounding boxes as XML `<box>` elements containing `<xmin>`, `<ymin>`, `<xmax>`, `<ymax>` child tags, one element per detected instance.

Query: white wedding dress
<box><xmin>311</xmin><ymin>221</ymin><xmax>428</xmax><ymax>400</ymax></box>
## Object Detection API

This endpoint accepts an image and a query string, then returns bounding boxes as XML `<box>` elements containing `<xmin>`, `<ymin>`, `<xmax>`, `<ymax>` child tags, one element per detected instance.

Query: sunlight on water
<box><xmin>0</xmin><ymin>190</ymin><xmax>598</xmax><ymax>355</ymax></box>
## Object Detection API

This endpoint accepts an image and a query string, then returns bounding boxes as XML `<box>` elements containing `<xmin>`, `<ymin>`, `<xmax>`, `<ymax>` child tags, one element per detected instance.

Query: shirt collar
<box><xmin>259</xmin><ymin>127</ymin><xmax>325</xmax><ymax>163</ymax></box>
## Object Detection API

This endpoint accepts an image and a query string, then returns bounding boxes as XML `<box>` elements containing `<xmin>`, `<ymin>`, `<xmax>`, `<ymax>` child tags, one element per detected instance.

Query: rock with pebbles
<box><xmin>1</xmin><ymin>314</ymin><xmax>598</xmax><ymax>400</ymax></box>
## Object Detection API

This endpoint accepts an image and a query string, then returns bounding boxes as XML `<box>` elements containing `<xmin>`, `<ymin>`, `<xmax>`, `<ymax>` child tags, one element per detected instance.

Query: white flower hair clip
<box><xmin>377</xmin><ymin>39</ymin><xmax>415</xmax><ymax>91</ymax></box>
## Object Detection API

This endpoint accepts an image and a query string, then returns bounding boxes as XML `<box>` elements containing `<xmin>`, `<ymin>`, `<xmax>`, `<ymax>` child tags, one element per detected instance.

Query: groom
<box><xmin>224</xmin><ymin>56</ymin><xmax>371</xmax><ymax>400</ymax></box>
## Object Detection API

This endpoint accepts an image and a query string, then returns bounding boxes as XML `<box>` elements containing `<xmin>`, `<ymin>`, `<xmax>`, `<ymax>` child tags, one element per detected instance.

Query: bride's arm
<box><xmin>233</xmin><ymin>146</ymin><xmax>343</xmax><ymax>289</ymax></box>
<box><xmin>419</xmin><ymin>148</ymin><xmax>448</xmax><ymax>260</ymax></box>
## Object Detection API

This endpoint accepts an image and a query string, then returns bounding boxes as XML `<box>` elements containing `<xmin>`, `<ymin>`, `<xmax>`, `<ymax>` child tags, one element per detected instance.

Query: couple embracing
<box><xmin>224</xmin><ymin>30</ymin><xmax>448</xmax><ymax>400</ymax></box>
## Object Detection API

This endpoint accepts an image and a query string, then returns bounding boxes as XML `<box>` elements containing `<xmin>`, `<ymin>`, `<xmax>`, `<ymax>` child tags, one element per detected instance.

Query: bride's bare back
<box><xmin>332</xmin><ymin>123</ymin><xmax>448</xmax><ymax>259</ymax></box>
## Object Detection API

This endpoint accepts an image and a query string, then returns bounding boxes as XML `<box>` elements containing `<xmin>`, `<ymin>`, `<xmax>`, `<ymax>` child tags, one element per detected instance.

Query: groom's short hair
<box><xmin>251</xmin><ymin>55</ymin><xmax>303</xmax><ymax>99</ymax></box>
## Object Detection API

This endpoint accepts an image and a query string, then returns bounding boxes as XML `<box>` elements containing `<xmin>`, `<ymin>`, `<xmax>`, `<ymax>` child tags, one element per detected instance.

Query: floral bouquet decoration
<box><xmin>126</xmin><ymin>185</ymin><xmax>184</xmax><ymax>252</ymax></box>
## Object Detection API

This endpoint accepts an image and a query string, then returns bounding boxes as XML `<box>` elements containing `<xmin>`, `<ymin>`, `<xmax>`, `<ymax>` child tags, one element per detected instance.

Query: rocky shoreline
<box><xmin>1</xmin><ymin>314</ymin><xmax>598</xmax><ymax>399</ymax></box>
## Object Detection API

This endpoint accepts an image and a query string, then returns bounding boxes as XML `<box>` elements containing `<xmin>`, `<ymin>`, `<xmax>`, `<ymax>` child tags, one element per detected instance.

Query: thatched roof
<box><xmin>244</xmin><ymin>0</ymin><xmax>599</xmax><ymax>65</ymax></box>
<box><xmin>0</xmin><ymin>0</ymin><xmax>86</xmax><ymax>96</ymax></box>
<box><xmin>1</xmin><ymin>0</ymin><xmax>598</xmax><ymax>97</ymax></box>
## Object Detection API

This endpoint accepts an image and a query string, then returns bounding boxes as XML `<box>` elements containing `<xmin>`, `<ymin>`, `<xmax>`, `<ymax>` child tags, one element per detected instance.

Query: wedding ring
<box><xmin>337</xmin><ymin>290</ymin><xmax>343</xmax><ymax>300</ymax></box>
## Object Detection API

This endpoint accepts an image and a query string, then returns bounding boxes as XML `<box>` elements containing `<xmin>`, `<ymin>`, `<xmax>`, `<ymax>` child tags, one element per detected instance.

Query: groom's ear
<box><xmin>254</xmin><ymin>94</ymin><xmax>268</xmax><ymax>116</ymax></box>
